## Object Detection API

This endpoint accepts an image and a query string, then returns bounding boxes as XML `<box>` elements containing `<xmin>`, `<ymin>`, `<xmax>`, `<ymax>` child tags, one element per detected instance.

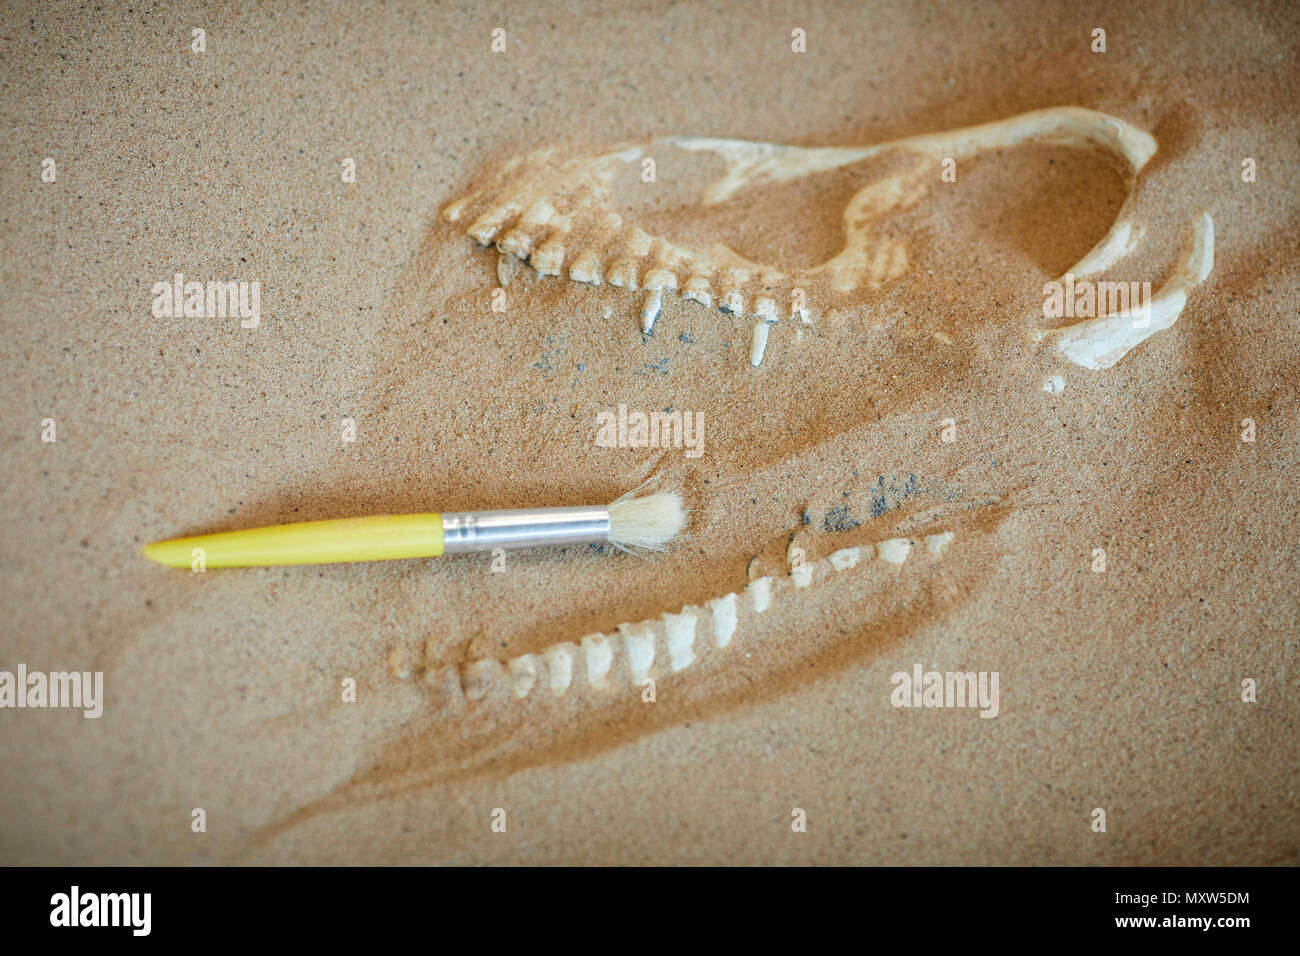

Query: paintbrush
<box><xmin>143</xmin><ymin>484</ymin><xmax>686</xmax><ymax>569</ymax></box>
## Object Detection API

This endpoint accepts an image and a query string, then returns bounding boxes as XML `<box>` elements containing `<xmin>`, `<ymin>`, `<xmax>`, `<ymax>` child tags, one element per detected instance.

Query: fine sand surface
<box><xmin>1</xmin><ymin>1</ymin><xmax>1297</xmax><ymax>864</ymax></box>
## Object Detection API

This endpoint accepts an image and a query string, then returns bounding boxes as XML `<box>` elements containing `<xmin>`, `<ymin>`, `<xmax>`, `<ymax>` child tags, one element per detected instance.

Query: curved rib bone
<box><xmin>1047</xmin><ymin>213</ymin><xmax>1214</xmax><ymax>370</ymax></box>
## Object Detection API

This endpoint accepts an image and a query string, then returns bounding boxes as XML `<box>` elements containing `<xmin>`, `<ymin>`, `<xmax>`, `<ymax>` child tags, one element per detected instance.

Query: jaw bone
<box><xmin>443</xmin><ymin>107</ymin><xmax>1209</xmax><ymax>369</ymax></box>
<box><xmin>401</xmin><ymin>527</ymin><xmax>958</xmax><ymax>707</ymax></box>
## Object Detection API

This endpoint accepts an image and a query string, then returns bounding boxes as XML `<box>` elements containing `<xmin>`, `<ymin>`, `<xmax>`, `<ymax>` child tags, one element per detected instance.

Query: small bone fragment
<box><xmin>789</xmin><ymin>540</ymin><xmax>813</xmax><ymax>587</ymax></box>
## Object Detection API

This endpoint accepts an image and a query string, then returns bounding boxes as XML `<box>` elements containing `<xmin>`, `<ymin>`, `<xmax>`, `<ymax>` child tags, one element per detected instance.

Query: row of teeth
<box><xmin>395</xmin><ymin>531</ymin><xmax>954</xmax><ymax>702</ymax></box>
<box><xmin>449</xmin><ymin>196</ymin><xmax>813</xmax><ymax>365</ymax></box>
<box><xmin>498</xmin><ymin>246</ymin><xmax>810</xmax><ymax>366</ymax></box>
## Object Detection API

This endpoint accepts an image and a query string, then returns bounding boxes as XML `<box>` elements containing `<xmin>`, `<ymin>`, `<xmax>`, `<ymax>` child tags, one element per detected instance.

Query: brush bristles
<box><xmin>606</xmin><ymin>490</ymin><xmax>686</xmax><ymax>552</ymax></box>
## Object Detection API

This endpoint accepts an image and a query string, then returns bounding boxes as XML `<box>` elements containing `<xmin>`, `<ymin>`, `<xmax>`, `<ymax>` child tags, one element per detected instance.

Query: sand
<box><xmin>0</xmin><ymin>0</ymin><xmax>1296</xmax><ymax>865</ymax></box>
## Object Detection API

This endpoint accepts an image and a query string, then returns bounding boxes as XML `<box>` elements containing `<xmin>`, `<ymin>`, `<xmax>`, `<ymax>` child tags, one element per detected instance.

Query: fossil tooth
<box><xmin>624</xmin><ymin>227</ymin><xmax>654</xmax><ymax>257</ymax></box>
<box><xmin>569</xmin><ymin>250</ymin><xmax>603</xmax><ymax>285</ymax></box>
<box><xmin>640</xmin><ymin>269</ymin><xmax>678</xmax><ymax>333</ymax></box>
<box><xmin>497</xmin><ymin>227</ymin><xmax>536</xmax><ymax>258</ymax></box>
<box><xmin>507</xmin><ymin>654</ymin><xmax>539</xmax><ymax>698</ymax></box>
<box><xmin>520</xmin><ymin>198</ymin><xmax>558</xmax><ymax>228</ymax></box>
<box><xmin>828</xmin><ymin>546</ymin><xmax>864</xmax><ymax>570</ymax></box>
<box><xmin>641</xmin><ymin>288</ymin><xmax>663</xmax><ymax>334</ymax></box>
<box><xmin>748</xmin><ymin>295</ymin><xmax>780</xmax><ymax>364</ymax></box>
<box><xmin>644</xmin><ymin>268</ymin><xmax>677</xmax><ymax>291</ymax></box>
<box><xmin>924</xmin><ymin>532</ymin><xmax>955</xmax><ymax>556</ymax></box>
<box><xmin>608</xmin><ymin>258</ymin><xmax>639</xmax><ymax>290</ymax></box>
<box><xmin>708</xmin><ymin>593</ymin><xmax>738</xmax><ymax>648</ymax></box>
<box><xmin>493</xmin><ymin>198</ymin><xmax>559</xmax><ymax>257</ymax></box>
<box><xmin>581</xmin><ymin>634</ymin><xmax>613</xmax><ymax>686</ymax></box>
<box><xmin>791</xmin><ymin>295</ymin><xmax>811</xmax><ymax>323</ymax></box>
<box><xmin>683</xmin><ymin>275</ymin><xmax>714</xmax><ymax>308</ymax></box>
<box><xmin>530</xmin><ymin>236</ymin><xmax>567</xmax><ymax>276</ymax></box>
<box><xmin>544</xmin><ymin>643</ymin><xmax>577</xmax><ymax>696</ymax></box>
<box><xmin>791</xmin><ymin>560</ymin><xmax>814</xmax><ymax>588</ymax></box>
<box><xmin>497</xmin><ymin>252</ymin><xmax>520</xmax><ymax>287</ymax></box>
<box><xmin>749</xmin><ymin>321</ymin><xmax>771</xmax><ymax>366</ymax></box>
<box><xmin>663</xmin><ymin>611</ymin><xmax>698</xmax><ymax>672</ymax></box>
<box><xmin>467</xmin><ymin>210</ymin><xmax>512</xmax><ymax>246</ymax></box>
<box><xmin>442</xmin><ymin>194</ymin><xmax>476</xmax><ymax>222</ymax></box>
<box><xmin>620</xmin><ymin>623</ymin><xmax>656</xmax><ymax>683</ymax></box>
<box><xmin>462</xmin><ymin>658</ymin><xmax>504</xmax><ymax>702</ymax></box>
<box><xmin>877</xmin><ymin>538</ymin><xmax>913</xmax><ymax>564</ymax></box>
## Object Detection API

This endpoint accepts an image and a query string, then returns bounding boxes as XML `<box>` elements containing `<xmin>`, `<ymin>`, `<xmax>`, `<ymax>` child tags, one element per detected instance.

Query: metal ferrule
<box><xmin>441</xmin><ymin>506</ymin><xmax>611</xmax><ymax>553</ymax></box>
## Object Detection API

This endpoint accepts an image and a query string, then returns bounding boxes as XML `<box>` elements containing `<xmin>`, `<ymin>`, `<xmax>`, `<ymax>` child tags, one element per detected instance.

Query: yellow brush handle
<box><xmin>143</xmin><ymin>514</ymin><xmax>446</xmax><ymax>568</ymax></box>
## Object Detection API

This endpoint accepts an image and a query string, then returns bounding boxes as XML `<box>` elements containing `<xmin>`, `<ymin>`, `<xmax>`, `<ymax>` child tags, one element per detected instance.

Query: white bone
<box><xmin>1051</xmin><ymin>213</ymin><xmax>1214</xmax><ymax>370</ymax></box>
